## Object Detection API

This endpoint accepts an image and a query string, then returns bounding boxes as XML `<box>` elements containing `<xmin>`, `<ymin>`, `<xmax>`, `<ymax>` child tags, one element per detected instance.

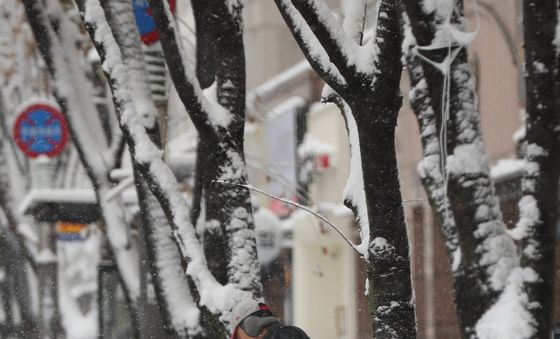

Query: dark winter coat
<box><xmin>262</xmin><ymin>324</ymin><xmax>310</xmax><ymax>339</ymax></box>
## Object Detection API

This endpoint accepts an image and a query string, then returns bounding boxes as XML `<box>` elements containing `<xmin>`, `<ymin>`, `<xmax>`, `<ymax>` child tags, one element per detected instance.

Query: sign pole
<box><xmin>32</xmin><ymin>155</ymin><xmax>63</xmax><ymax>338</ymax></box>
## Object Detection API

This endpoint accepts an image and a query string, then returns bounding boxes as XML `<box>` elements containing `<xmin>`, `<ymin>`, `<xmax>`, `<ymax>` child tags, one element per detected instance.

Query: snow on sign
<box><xmin>132</xmin><ymin>0</ymin><xmax>176</xmax><ymax>45</ymax></box>
<box><xmin>13</xmin><ymin>103</ymin><xmax>69</xmax><ymax>158</ymax></box>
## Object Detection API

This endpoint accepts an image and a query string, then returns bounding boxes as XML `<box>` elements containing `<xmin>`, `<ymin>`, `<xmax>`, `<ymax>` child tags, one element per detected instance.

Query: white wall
<box><xmin>291</xmin><ymin>103</ymin><xmax>359</xmax><ymax>339</ymax></box>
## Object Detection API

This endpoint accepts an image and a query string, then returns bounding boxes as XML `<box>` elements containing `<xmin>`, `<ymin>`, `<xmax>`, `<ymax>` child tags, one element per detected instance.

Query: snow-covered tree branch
<box><xmin>78</xmin><ymin>0</ymin><xmax>205</xmax><ymax>336</ymax></box>
<box><xmin>275</xmin><ymin>0</ymin><xmax>417</xmax><ymax>337</ymax></box>
<box><xmin>81</xmin><ymin>0</ymin><xmax>264</xmax><ymax>336</ymax></box>
<box><xmin>20</xmin><ymin>0</ymin><xmax>142</xmax><ymax>333</ymax></box>
<box><xmin>148</xmin><ymin>0</ymin><xmax>262</xmax><ymax>295</ymax></box>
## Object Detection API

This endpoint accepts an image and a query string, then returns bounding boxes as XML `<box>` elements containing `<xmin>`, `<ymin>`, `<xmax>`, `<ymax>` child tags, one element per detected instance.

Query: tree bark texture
<box><xmin>274</xmin><ymin>0</ymin><xmax>416</xmax><ymax>337</ymax></box>
<box><xmin>521</xmin><ymin>0</ymin><xmax>560</xmax><ymax>336</ymax></box>
<box><xmin>84</xmin><ymin>0</ymin><xmax>259</xmax><ymax>334</ymax></box>
<box><xmin>401</xmin><ymin>1</ymin><xmax>522</xmax><ymax>336</ymax></box>
<box><xmin>149</xmin><ymin>0</ymin><xmax>262</xmax><ymax>296</ymax></box>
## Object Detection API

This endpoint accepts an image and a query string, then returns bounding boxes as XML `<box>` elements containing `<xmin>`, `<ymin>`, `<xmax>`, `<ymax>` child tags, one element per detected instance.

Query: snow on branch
<box><xmin>288</xmin><ymin>0</ymin><xmax>360</xmax><ymax>73</ymax></box>
<box><xmin>274</xmin><ymin>0</ymin><xmax>348</xmax><ymax>93</ymax></box>
<box><xmin>90</xmin><ymin>1</ymin><xmax>202</xmax><ymax>335</ymax></box>
<box><xmin>342</xmin><ymin>0</ymin><xmax>368</xmax><ymax>44</ymax></box>
<box><xmin>22</xmin><ymin>0</ymin><xmax>111</xmax><ymax>178</ymax></box>
<box><xmin>147</xmin><ymin>0</ymin><xmax>232</xmax><ymax>135</ymax></box>
<box><xmin>403</xmin><ymin>0</ymin><xmax>526</xmax><ymax>335</ymax></box>
<box><xmin>84</xmin><ymin>0</ymin><xmax>251</xmax><ymax>326</ymax></box>
<box><xmin>322</xmin><ymin>89</ymin><xmax>370</xmax><ymax>258</ymax></box>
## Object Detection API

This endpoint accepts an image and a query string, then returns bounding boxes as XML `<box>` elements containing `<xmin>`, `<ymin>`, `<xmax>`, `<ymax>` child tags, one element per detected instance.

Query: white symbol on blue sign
<box><xmin>20</xmin><ymin>111</ymin><xmax>63</xmax><ymax>153</ymax></box>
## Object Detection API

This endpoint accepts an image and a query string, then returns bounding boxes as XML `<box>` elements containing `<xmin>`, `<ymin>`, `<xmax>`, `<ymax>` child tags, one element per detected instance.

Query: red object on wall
<box><xmin>315</xmin><ymin>153</ymin><xmax>330</xmax><ymax>170</ymax></box>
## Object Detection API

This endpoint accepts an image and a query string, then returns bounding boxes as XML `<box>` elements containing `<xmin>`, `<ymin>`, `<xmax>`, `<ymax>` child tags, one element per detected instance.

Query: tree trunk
<box><xmin>401</xmin><ymin>2</ymin><xmax>519</xmax><ymax>335</ymax></box>
<box><xmin>520</xmin><ymin>0</ymin><xmax>560</xmax><ymax>336</ymax></box>
<box><xmin>149</xmin><ymin>0</ymin><xmax>262</xmax><ymax>297</ymax></box>
<box><xmin>274</xmin><ymin>0</ymin><xmax>417</xmax><ymax>336</ymax></box>
<box><xmin>353</xmin><ymin>98</ymin><xmax>416</xmax><ymax>338</ymax></box>
<box><xmin>404</xmin><ymin>43</ymin><xmax>471</xmax><ymax>335</ymax></box>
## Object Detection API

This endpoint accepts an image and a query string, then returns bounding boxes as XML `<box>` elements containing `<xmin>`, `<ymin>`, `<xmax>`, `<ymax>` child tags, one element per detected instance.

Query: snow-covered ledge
<box><xmin>490</xmin><ymin>158</ymin><xmax>525</xmax><ymax>182</ymax></box>
<box><xmin>19</xmin><ymin>189</ymin><xmax>100</xmax><ymax>223</ymax></box>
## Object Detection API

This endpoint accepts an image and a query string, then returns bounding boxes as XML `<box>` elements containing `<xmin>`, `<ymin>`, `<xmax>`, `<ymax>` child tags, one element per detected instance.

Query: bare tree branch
<box><xmin>216</xmin><ymin>180</ymin><xmax>364</xmax><ymax>256</ymax></box>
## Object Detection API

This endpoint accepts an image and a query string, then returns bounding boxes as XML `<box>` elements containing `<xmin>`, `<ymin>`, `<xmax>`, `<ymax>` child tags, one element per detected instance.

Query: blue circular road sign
<box><xmin>13</xmin><ymin>103</ymin><xmax>69</xmax><ymax>158</ymax></box>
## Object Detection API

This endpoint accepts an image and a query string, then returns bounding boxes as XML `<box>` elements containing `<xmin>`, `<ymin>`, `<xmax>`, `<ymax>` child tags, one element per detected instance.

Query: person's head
<box><xmin>230</xmin><ymin>299</ymin><xmax>280</xmax><ymax>339</ymax></box>
<box><xmin>262</xmin><ymin>325</ymin><xmax>310</xmax><ymax>339</ymax></box>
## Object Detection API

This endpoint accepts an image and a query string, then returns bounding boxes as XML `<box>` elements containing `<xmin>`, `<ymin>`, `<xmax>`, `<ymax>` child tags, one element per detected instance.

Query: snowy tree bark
<box><xmin>404</xmin><ymin>46</ymin><xmax>459</xmax><ymax>257</ymax></box>
<box><xmin>190</xmin><ymin>0</ymin><xmax>217</xmax><ymax>90</ymax></box>
<box><xmin>401</xmin><ymin>2</ymin><xmax>518</xmax><ymax>336</ymax></box>
<box><xmin>402</xmin><ymin>32</ymin><xmax>476</xmax><ymax>335</ymax></box>
<box><xmin>402</xmin><ymin>0</ymin><xmax>560</xmax><ymax>337</ymax></box>
<box><xmin>518</xmin><ymin>1</ymin><xmax>560</xmax><ymax>336</ymax></box>
<box><xmin>21</xmin><ymin>1</ymin><xmax>143</xmax><ymax>335</ymax></box>
<box><xmin>149</xmin><ymin>0</ymin><xmax>262</xmax><ymax>295</ymax></box>
<box><xmin>79</xmin><ymin>1</ymin><xmax>204</xmax><ymax>337</ymax></box>
<box><xmin>82</xmin><ymin>0</ymin><xmax>260</xmax><ymax>335</ymax></box>
<box><xmin>0</xmin><ymin>216</ymin><xmax>37</xmax><ymax>338</ymax></box>
<box><xmin>274</xmin><ymin>0</ymin><xmax>416</xmax><ymax>337</ymax></box>
<box><xmin>0</xmin><ymin>116</ymin><xmax>37</xmax><ymax>275</ymax></box>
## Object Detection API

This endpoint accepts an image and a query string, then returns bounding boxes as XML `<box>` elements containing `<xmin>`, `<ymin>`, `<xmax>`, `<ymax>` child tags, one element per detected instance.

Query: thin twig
<box><xmin>214</xmin><ymin>180</ymin><xmax>364</xmax><ymax>257</ymax></box>
<box><xmin>403</xmin><ymin>198</ymin><xmax>425</xmax><ymax>203</ymax></box>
